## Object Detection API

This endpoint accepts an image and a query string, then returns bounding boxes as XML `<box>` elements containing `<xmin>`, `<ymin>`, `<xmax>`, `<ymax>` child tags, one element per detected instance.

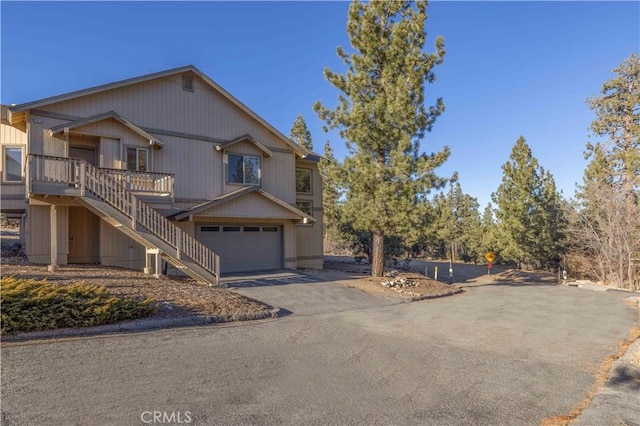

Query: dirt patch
<box><xmin>323</xmin><ymin>258</ymin><xmax>462</xmax><ymax>299</ymax></box>
<box><xmin>1</xmin><ymin>232</ymin><xmax>273</xmax><ymax>322</ymax></box>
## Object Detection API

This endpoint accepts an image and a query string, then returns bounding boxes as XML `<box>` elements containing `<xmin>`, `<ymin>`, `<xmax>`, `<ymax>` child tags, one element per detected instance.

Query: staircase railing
<box><xmin>28</xmin><ymin>154</ymin><xmax>220</xmax><ymax>283</ymax></box>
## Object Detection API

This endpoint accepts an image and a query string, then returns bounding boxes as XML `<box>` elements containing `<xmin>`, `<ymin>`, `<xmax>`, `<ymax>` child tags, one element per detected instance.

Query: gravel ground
<box><xmin>0</xmin><ymin>229</ymin><xmax>273</xmax><ymax>320</ymax></box>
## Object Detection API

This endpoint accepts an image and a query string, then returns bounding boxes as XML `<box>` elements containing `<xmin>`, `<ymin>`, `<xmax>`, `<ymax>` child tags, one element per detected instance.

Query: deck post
<box><xmin>79</xmin><ymin>163</ymin><xmax>86</xmax><ymax>196</ymax></box>
<box><xmin>144</xmin><ymin>249</ymin><xmax>152</xmax><ymax>275</ymax></box>
<box><xmin>155</xmin><ymin>251</ymin><xmax>161</xmax><ymax>279</ymax></box>
<box><xmin>47</xmin><ymin>205</ymin><xmax>59</xmax><ymax>272</ymax></box>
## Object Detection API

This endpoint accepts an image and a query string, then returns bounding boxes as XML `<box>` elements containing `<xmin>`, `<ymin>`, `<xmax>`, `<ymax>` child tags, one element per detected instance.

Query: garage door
<box><xmin>197</xmin><ymin>225</ymin><xmax>282</xmax><ymax>273</ymax></box>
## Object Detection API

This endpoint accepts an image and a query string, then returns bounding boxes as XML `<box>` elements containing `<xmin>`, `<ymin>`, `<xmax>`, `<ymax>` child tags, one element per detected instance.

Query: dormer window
<box><xmin>182</xmin><ymin>75</ymin><xmax>194</xmax><ymax>92</ymax></box>
<box><xmin>227</xmin><ymin>154</ymin><xmax>261</xmax><ymax>185</ymax></box>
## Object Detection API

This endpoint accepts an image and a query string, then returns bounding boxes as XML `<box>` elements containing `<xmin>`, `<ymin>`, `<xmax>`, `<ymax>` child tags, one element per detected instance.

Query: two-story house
<box><xmin>1</xmin><ymin>66</ymin><xmax>323</xmax><ymax>286</ymax></box>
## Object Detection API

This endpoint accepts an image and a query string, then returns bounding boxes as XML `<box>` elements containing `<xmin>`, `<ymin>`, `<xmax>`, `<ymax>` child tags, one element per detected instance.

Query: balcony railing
<box><xmin>100</xmin><ymin>167</ymin><xmax>174</xmax><ymax>198</ymax></box>
<box><xmin>26</xmin><ymin>154</ymin><xmax>174</xmax><ymax>200</ymax></box>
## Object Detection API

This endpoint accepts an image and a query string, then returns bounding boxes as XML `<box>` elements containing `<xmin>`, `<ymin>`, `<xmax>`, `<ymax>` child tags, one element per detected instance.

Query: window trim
<box><xmin>296</xmin><ymin>168</ymin><xmax>312</xmax><ymax>194</ymax></box>
<box><xmin>296</xmin><ymin>200</ymin><xmax>313</xmax><ymax>216</ymax></box>
<box><xmin>126</xmin><ymin>146</ymin><xmax>150</xmax><ymax>172</ymax></box>
<box><xmin>2</xmin><ymin>146</ymin><xmax>24</xmax><ymax>183</ymax></box>
<box><xmin>182</xmin><ymin>75</ymin><xmax>194</xmax><ymax>92</ymax></box>
<box><xmin>226</xmin><ymin>152</ymin><xmax>262</xmax><ymax>186</ymax></box>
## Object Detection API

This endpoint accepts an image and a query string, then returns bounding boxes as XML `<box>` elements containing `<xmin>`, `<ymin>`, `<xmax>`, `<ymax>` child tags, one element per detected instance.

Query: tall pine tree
<box><xmin>492</xmin><ymin>136</ymin><xmax>565</xmax><ymax>269</ymax></box>
<box><xmin>290</xmin><ymin>114</ymin><xmax>313</xmax><ymax>150</ymax></box>
<box><xmin>318</xmin><ymin>140</ymin><xmax>344</xmax><ymax>243</ymax></box>
<box><xmin>571</xmin><ymin>54</ymin><xmax>640</xmax><ymax>289</ymax></box>
<box><xmin>585</xmin><ymin>53</ymin><xmax>639</xmax><ymax>203</ymax></box>
<box><xmin>314</xmin><ymin>0</ymin><xmax>449</xmax><ymax>276</ymax></box>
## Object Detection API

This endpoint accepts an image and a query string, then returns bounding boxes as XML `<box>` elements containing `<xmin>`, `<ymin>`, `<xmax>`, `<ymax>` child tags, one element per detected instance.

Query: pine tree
<box><xmin>492</xmin><ymin>136</ymin><xmax>565</xmax><ymax>269</ymax></box>
<box><xmin>290</xmin><ymin>114</ymin><xmax>313</xmax><ymax>151</ymax></box>
<box><xmin>431</xmin><ymin>180</ymin><xmax>482</xmax><ymax>262</ymax></box>
<box><xmin>314</xmin><ymin>0</ymin><xmax>449</xmax><ymax>276</ymax></box>
<box><xmin>479</xmin><ymin>203</ymin><xmax>497</xmax><ymax>257</ymax></box>
<box><xmin>570</xmin><ymin>54</ymin><xmax>640</xmax><ymax>289</ymax></box>
<box><xmin>585</xmin><ymin>53</ymin><xmax>640</xmax><ymax>203</ymax></box>
<box><xmin>318</xmin><ymin>140</ymin><xmax>343</xmax><ymax>243</ymax></box>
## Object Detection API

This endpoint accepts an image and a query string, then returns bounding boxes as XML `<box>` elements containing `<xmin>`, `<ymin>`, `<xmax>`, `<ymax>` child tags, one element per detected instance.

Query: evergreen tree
<box><xmin>492</xmin><ymin>136</ymin><xmax>565</xmax><ymax>269</ymax></box>
<box><xmin>585</xmin><ymin>53</ymin><xmax>640</xmax><ymax>203</ymax></box>
<box><xmin>290</xmin><ymin>114</ymin><xmax>313</xmax><ymax>150</ymax></box>
<box><xmin>431</xmin><ymin>180</ymin><xmax>481</xmax><ymax>262</ymax></box>
<box><xmin>479</xmin><ymin>203</ymin><xmax>497</xmax><ymax>257</ymax></box>
<box><xmin>318</xmin><ymin>140</ymin><xmax>344</xmax><ymax>242</ymax></box>
<box><xmin>570</xmin><ymin>54</ymin><xmax>640</xmax><ymax>289</ymax></box>
<box><xmin>314</xmin><ymin>0</ymin><xmax>449</xmax><ymax>276</ymax></box>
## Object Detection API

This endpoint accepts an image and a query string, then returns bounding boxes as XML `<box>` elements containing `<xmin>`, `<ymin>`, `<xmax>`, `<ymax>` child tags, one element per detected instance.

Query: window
<box><xmin>201</xmin><ymin>226</ymin><xmax>220</xmax><ymax>232</ymax></box>
<box><xmin>296</xmin><ymin>200</ymin><xmax>312</xmax><ymax>216</ymax></box>
<box><xmin>223</xmin><ymin>226</ymin><xmax>241</xmax><ymax>232</ymax></box>
<box><xmin>3</xmin><ymin>147</ymin><xmax>23</xmax><ymax>182</ymax></box>
<box><xmin>127</xmin><ymin>147</ymin><xmax>149</xmax><ymax>172</ymax></box>
<box><xmin>262</xmin><ymin>227</ymin><xmax>278</xmax><ymax>232</ymax></box>
<box><xmin>227</xmin><ymin>154</ymin><xmax>260</xmax><ymax>185</ymax></box>
<box><xmin>244</xmin><ymin>226</ymin><xmax>260</xmax><ymax>232</ymax></box>
<box><xmin>296</xmin><ymin>168</ymin><xmax>312</xmax><ymax>194</ymax></box>
<box><xmin>182</xmin><ymin>75</ymin><xmax>194</xmax><ymax>92</ymax></box>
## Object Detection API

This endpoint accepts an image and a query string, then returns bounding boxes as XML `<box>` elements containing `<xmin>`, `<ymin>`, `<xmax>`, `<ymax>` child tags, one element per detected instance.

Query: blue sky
<box><xmin>1</xmin><ymin>1</ymin><xmax>638</xmax><ymax>207</ymax></box>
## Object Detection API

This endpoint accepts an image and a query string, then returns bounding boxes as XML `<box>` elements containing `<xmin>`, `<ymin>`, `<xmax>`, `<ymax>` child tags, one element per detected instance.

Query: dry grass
<box><xmin>541</xmin><ymin>326</ymin><xmax>640</xmax><ymax>426</ymax></box>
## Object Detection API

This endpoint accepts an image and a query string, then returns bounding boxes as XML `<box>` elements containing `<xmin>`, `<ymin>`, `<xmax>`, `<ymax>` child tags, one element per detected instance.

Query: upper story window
<box><xmin>228</xmin><ymin>154</ymin><xmax>260</xmax><ymax>185</ymax></box>
<box><xmin>127</xmin><ymin>147</ymin><xmax>149</xmax><ymax>172</ymax></box>
<box><xmin>296</xmin><ymin>168</ymin><xmax>312</xmax><ymax>194</ymax></box>
<box><xmin>3</xmin><ymin>146</ymin><xmax>23</xmax><ymax>182</ymax></box>
<box><xmin>182</xmin><ymin>75</ymin><xmax>194</xmax><ymax>92</ymax></box>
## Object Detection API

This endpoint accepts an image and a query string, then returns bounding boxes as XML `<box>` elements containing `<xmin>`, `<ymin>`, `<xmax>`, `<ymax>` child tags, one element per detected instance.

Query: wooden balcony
<box><xmin>27</xmin><ymin>154</ymin><xmax>174</xmax><ymax>200</ymax></box>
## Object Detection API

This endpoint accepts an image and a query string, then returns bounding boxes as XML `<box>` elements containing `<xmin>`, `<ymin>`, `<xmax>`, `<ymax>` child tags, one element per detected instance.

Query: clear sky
<box><xmin>1</xmin><ymin>1</ymin><xmax>638</xmax><ymax>207</ymax></box>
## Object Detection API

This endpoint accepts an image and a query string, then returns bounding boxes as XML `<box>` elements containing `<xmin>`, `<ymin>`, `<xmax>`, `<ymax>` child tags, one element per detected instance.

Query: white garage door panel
<box><xmin>197</xmin><ymin>225</ymin><xmax>282</xmax><ymax>273</ymax></box>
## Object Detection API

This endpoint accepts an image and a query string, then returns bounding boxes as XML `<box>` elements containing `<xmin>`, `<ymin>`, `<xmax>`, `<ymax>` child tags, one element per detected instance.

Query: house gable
<box><xmin>8</xmin><ymin>66</ymin><xmax>315</xmax><ymax>158</ymax></box>
<box><xmin>48</xmin><ymin>111</ymin><xmax>165</xmax><ymax>148</ymax></box>
<box><xmin>173</xmin><ymin>186</ymin><xmax>315</xmax><ymax>223</ymax></box>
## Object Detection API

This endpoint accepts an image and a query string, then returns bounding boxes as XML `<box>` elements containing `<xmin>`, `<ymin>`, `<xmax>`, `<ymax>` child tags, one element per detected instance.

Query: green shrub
<box><xmin>1</xmin><ymin>276</ymin><xmax>154</xmax><ymax>334</ymax></box>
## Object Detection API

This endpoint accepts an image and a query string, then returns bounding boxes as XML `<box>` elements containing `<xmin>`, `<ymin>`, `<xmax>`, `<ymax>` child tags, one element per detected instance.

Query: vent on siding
<box><xmin>182</xmin><ymin>75</ymin><xmax>194</xmax><ymax>92</ymax></box>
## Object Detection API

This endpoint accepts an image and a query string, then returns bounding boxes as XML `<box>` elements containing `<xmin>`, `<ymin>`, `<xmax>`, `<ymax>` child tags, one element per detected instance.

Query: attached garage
<box><xmin>197</xmin><ymin>224</ymin><xmax>283</xmax><ymax>273</ymax></box>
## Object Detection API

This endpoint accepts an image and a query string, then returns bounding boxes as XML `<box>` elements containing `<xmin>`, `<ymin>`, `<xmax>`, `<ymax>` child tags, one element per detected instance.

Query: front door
<box><xmin>68</xmin><ymin>207</ymin><xmax>100</xmax><ymax>264</ymax></box>
<box><xmin>69</xmin><ymin>146</ymin><xmax>97</xmax><ymax>166</ymax></box>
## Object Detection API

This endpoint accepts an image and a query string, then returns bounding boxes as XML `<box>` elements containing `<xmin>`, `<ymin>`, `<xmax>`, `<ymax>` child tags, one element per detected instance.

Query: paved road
<box><xmin>2</xmin><ymin>274</ymin><xmax>637</xmax><ymax>426</ymax></box>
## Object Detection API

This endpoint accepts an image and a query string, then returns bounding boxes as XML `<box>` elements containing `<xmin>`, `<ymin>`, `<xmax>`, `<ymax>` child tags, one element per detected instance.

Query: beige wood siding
<box><xmin>100</xmin><ymin>137</ymin><xmax>121</xmax><ymax>169</ymax></box>
<box><xmin>295</xmin><ymin>161</ymin><xmax>323</xmax><ymax>268</ymax></box>
<box><xmin>28</xmin><ymin>74</ymin><xmax>299</xmax><ymax>203</ymax></box>
<box><xmin>194</xmin><ymin>192</ymin><xmax>301</xmax><ymax>220</ymax></box>
<box><xmin>25</xmin><ymin>204</ymin><xmax>69</xmax><ymax>265</ymax></box>
<box><xmin>42</xmin><ymin>74</ymin><xmax>293</xmax><ymax>151</ymax></box>
<box><xmin>1</xmin><ymin>121</ymin><xmax>28</xmax><ymax>211</ymax></box>
<box><xmin>100</xmin><ymin>220</ymin><xmax>145</xmax><ymax>270</ymax></box>
<box><xmin>283</xmin><ymin>221</ymin><xmax>297</xmax><ymax>269</ymax></box>
<box><xmin>263</xmin><ymin>151</ymin><xmax>295</xmax><ymax>203</ymax></box>
<box><xmin>152</xmin><ymin>134</ymin><xmax>222</xmax><ymax>201</ymax></box>
<box><xmin>30</xmin><ymin>115</ymin><xmax>68</xmax><ymax>156</ymax></box>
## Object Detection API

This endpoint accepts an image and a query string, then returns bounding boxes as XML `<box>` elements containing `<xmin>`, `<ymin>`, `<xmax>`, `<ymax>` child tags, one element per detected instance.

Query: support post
<box><xmin>145</xmin><ymin>248</ymin><xmax>161</xmax><ymax>279</ymax></box>
<box><xmin>79</xmin><ymin>162</ymin><xmax>86</xmax><ymax>196</ymax></box>
<box><xmin>144</xmin><ymin>249</ymin><xmax>152</xmax><ymax>275</ymax></box>
<box><xmin>131</xmin><ymin>198</ymin><xmax>137</xmax><ymax>229</ymax></box>
<box><xmin>155</xmin><ymin>251</ymin><xmax>161</xmax><ymax>279</ymax></box>
<box><xmin>48</xmin><ymin>205</ymin><xmax>59</xmax><ymax>272</ymax></box>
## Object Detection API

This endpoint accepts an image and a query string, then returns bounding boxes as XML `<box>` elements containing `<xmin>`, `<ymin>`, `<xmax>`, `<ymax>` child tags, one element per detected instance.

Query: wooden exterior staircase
<box><xmin>27</xmin><ymin>154</ymin><xmax>221</xmax><ymax>286</ymax></box>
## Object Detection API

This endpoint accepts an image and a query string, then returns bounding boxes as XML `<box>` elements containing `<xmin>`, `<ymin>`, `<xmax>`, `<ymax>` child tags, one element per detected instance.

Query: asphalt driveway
<box><xmin>2</xmin><ymin>273</ymin><xmax>637</xmax><ymax>425</ymax></box>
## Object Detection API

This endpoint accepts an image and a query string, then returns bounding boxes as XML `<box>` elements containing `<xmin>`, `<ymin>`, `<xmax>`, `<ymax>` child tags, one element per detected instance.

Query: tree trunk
<box><xmin>371</xmin><ymin>230</ymin><xmax>385</xmax><ymax>277</ymax></box>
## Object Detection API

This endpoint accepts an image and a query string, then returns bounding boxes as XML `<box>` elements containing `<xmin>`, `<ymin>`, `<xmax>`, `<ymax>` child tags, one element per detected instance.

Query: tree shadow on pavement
<box><xmin>607</xmin><ymin>364</ymin><xmax>640</xmax><ymax>391</ymax></box>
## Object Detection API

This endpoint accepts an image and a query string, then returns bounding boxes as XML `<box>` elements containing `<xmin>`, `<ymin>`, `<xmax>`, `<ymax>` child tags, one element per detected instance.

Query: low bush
<box><xmin>1</xmin><ymin>276</ymin><xmax>154</xmax><ymax>334</ymax></box>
